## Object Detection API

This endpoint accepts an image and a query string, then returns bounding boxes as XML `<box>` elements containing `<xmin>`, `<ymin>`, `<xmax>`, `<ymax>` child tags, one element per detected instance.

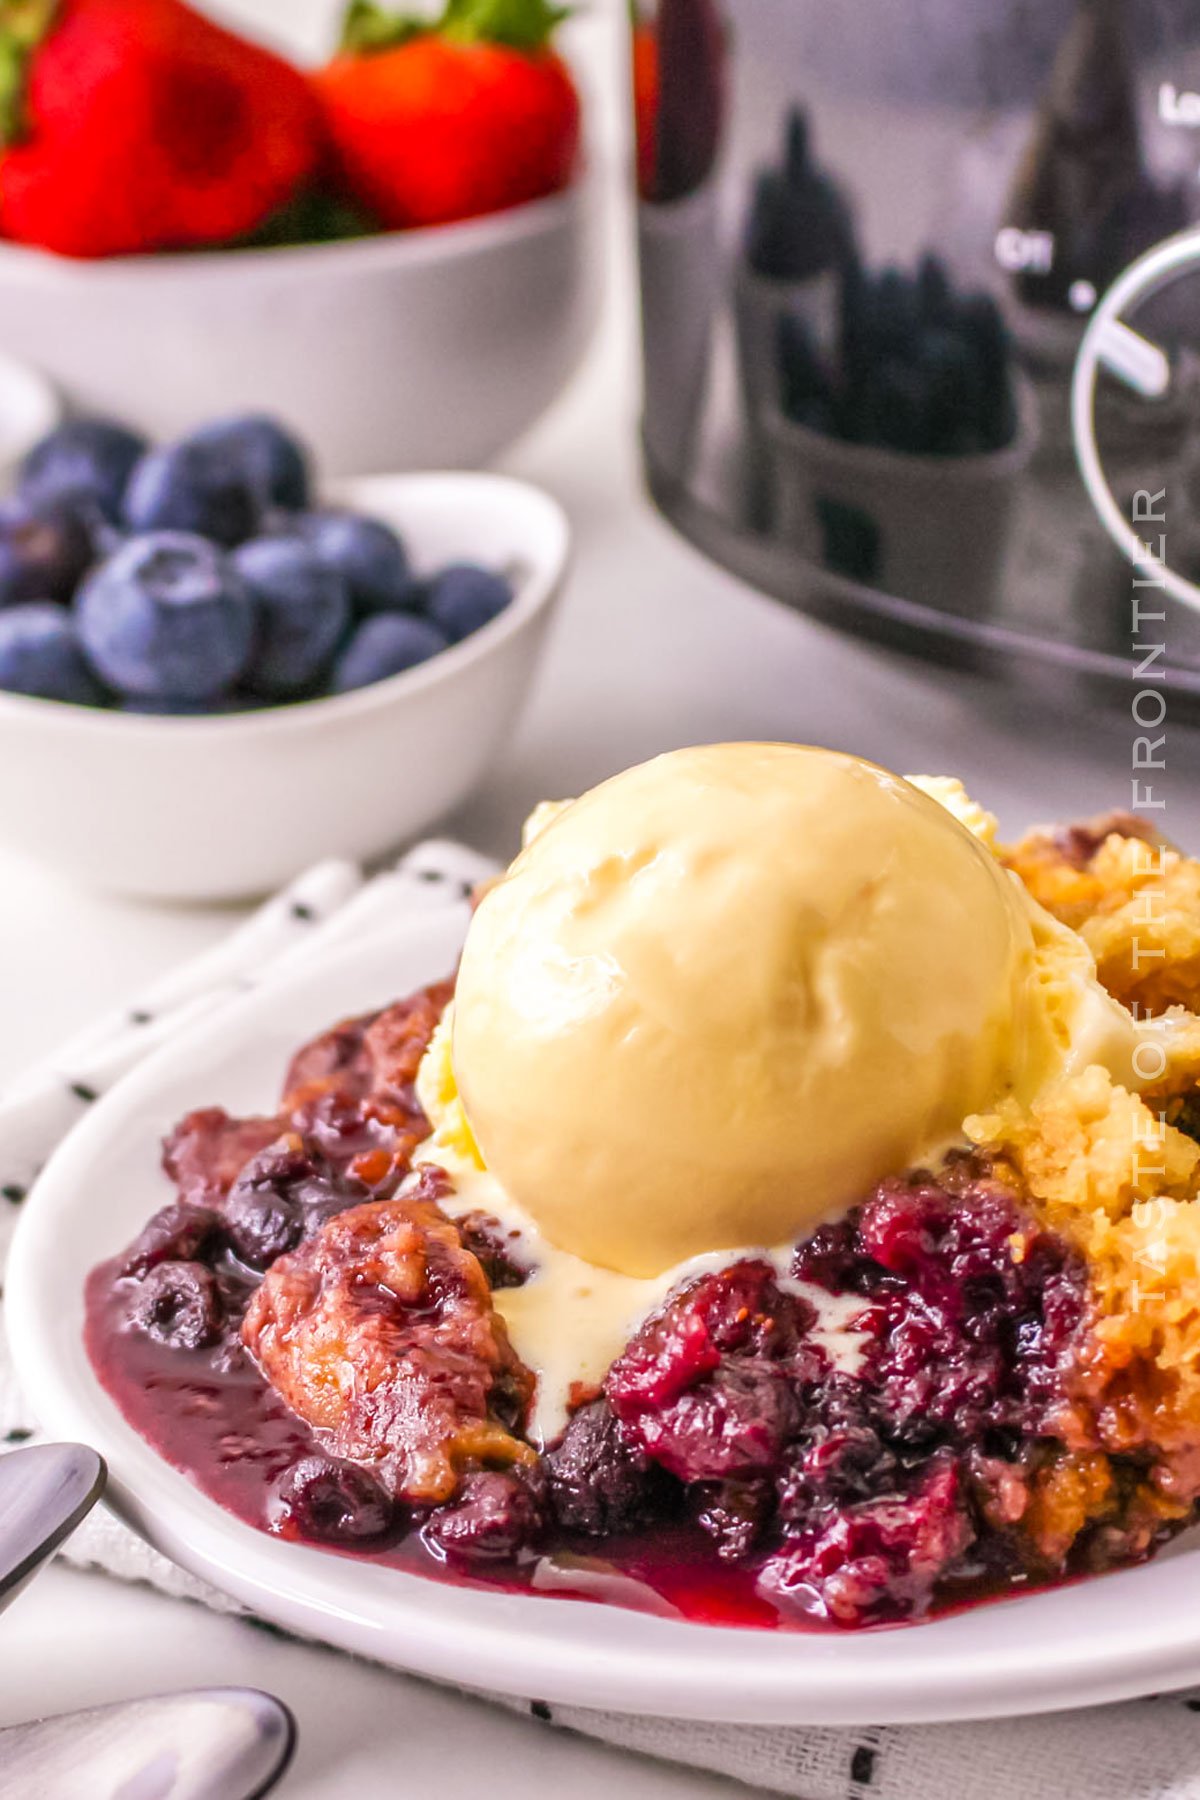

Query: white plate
<box><xmin>9</xmin><ymin>910</ymin><xmax>1200</xmax><ymax>1726</ymax></box>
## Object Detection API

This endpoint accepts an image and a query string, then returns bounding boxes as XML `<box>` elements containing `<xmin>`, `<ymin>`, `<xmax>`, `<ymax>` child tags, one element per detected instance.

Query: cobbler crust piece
<box><xmin>242</xmin><ymin>1179</ymin><xmax>536</xmax><ymax>1505</ymax></box>
<box><xmin>163</xmin><ymin>1107</ymin><xmax>282</xmax><ymax>1209</ymax></box>
<box><xmin>280</xmin><ymin>981</ymin><xmax>454</xmax><ymax>1189</ymax></box>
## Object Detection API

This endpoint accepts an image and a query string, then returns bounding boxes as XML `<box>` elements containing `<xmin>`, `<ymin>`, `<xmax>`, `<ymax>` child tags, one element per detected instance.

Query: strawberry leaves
<box><xmin>441</xmin><ymin>0</ymin><xmax>569</xmax><ymax>51</ymax></box>
<box><xmin>0</xmin><ymin>0</ymin><xmax>58</xmax><ymax>144</ymax></box>
<box><xmin>339</xmin><ymin>2</ymin><xmax>429</xmax><ymax>54</ymax></box>
<box><xmin>339</xmin><ymin>0</ymin><xmax>568</xmax><ymax>56</ymax></box>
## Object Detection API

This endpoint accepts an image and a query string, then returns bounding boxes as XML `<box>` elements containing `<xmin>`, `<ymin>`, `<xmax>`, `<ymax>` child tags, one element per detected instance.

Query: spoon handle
<box><xmin>0</xmin><ymin>1442</ymin><xmax>105</xmax><ymax>1611</ymax></box>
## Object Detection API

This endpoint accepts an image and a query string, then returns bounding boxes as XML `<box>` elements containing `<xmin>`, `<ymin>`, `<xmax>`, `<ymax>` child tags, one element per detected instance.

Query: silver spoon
<box><xmin>0</xmin><ymin>1687</ymin><xmax>296</xmax><ymax>1798</ymax></box>
<box><xmin>0</xmin><ymin>1441</ymin><xmax>106</xmax><ymax>1612</ymax></box>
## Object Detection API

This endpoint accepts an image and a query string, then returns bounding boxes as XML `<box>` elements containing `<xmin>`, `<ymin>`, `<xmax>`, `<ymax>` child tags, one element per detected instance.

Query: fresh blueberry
<box><xmin>119</xmin><ymin>694</ymin><xmax>250</xmax><ymax>715</ymax></box>
<box><xmin>232</xmin><ymin>536</ymin><xmax>350</xmax><ymax>697</ymax></box>
<box><xmin>187</xmin><ymin>414</ymin><xmax>312</xmax><ymax>513</ymax></box>
<box><xmin>330</xmin><ymin>613</ymin><xmax>447</xmax><ymax>693</ymax></box>
<box><xmin>123</xmin><ymin>439</ymin><xmax>261</xmax><ymax>547</ymax></box>
<box><xmin>19</xmin><ymin>416</ymin><xmax>148</xmax><ymax>522</ymax></box>
<box><xmin>0</xmin><ymin>495</ymin><xmax>97</xmax><ymax>605</ymax></box>
<box><xmin>424</xmin><ymin>564</ymin><xmax>512</xmax><ymax>642</ymax></box>
<box><xmin>296</xmin><ymin>509</ymin><xmax>412</xmax><ymax>615</ymax></box>
<box><xmin>0</xmin><ymin>604</ymin><xmax>108</xmax><ymax>704</ymax></box>
<box><xmin>76</xmin><ymin>532</ymin><xmax>255</xmax><ymax>701</ymax></box>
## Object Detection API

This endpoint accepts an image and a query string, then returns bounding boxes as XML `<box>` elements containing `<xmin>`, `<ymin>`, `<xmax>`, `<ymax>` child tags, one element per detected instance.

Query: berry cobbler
<box><xmin>86</xmin><ymin>745</ymin><xmax>1200</xmax><ymax>1629</ymax></box>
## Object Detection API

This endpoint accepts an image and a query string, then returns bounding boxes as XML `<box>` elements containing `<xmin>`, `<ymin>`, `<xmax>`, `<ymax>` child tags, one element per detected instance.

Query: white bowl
<box><xmin>0</xmin><ymin>184</ymin><xmax>601</xmax><ymax>476</ymax></box>
<box><xmin>0</xmin><ymin>472</ymin><xmax>569</xmax><ymax>900</ymax></box>
<box><xmin>12</xmin><ymin>909</ymin><xmax>1200</xmax><ymax>1725</ymax></box>
<box><xmin>0</xmin><ymin>347</ymin><xmax>59</xmax><ymax>482</ymax></box>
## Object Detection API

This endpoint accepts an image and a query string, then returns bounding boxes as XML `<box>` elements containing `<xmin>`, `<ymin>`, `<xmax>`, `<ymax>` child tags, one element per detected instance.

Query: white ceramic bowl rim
<box><xmin>0</xmin><ymin>347</ymin><xmax>60</xmax><ymax>455</ymax></box>
<box><xmin>0</xmin><ymin>180</ymin><xmax>593</xmax><ymax>284</ymax></box>
<box><xmin>0</xmin><ymin>472</ymin><xmax>569</xmax><ymax>737</ymax></box>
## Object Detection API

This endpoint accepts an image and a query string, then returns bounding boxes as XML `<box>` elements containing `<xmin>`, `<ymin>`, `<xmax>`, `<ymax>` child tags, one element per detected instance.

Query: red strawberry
<box><xmin>630</xmin><ymin>16</ymin><xmax>658</xmax><ymax>201</ymax></box>
<box><xmin>315</xmin><ymin>0</ymin><xmax>581</xmax><ymax>231</ymax></box>
<box><xmin>0</xmin><ymin>0</ymin><xmax>322</xmax><ymax>259</ymax></box>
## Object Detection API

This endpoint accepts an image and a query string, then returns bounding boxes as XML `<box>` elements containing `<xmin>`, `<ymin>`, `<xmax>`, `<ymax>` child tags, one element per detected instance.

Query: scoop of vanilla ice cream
<box><xmin>450</xmin><ymin>743</ymin><xmax>1046</xmax><ymax>1278</ymax></box>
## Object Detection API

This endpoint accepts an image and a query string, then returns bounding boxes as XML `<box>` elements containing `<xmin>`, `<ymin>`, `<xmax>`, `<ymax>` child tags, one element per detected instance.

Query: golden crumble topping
<box><xmin>967</xmin><ymin>812</ymin><xmax>1200</xmax><ymax>1491</ymax></box>
<box><xmin>1003</xmin><ymin>814</ymin><xmax>1200</xmax><ymax>1014</ymax></box>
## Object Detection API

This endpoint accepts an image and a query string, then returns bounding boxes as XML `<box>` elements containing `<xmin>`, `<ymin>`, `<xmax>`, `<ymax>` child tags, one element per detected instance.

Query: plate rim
<box><xmin>9</xmin><ymin>910</ymin><xmax>1200</xmax><ymax>1727</ymax></box>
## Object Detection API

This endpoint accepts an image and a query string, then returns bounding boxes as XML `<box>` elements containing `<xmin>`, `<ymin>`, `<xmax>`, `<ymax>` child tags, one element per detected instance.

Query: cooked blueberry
<box><xmin>75</xmin><ymin>532</ymin><xmax>255</xmax><ymax>700</ymax></box>
<box><xmin>456</xmin><ymin>1211</ymin><xmax>531</xmax><ymax>1290</ymax></box>
<box><xmin>186</xmin><ymin>415</ymin><xmax>311</xmax><ymax>513</ymax></box>
<box><xmin>330</xmin><ymin>613</ymin><xmax>446</xmax><ymax>693</ymax></box>
<box><xmin>238</xmin><ymin>1137</ymin><xmax>355</xmax><ymax>1210</ymax></box>
<box><xmin>301</xmin><ymin>1184</ymin><xmax>373</xmax><ymax>1233</ymax></box>
<box><xmin>0</xmin><ymin>496</ymin><xmax>97</xmax><ymax>605</ymax></box>
<box><xmin>232</xmin><ymin>536</ymin><xmax>350</xmax><ymax>697</ymax></box>
<box><xmin>224</xmin><ymin>1137</ymin><xmax>366</xmax><ymax>1269</ymax></box>
<box><xmin>694</xmin><ymin>1478</ymin><xmax>773</xmax><ymax>1561</ymax></box>
<box><xmin>123</xmin><ymin>439</ymin><xmax>261</xmax><ymax>547</ymax></box>
<box><xmin>270</xmin><ymin>1454</ymin><xmax>394</xmax><ymax>1544</ymax></box>
<box><xmin>222</xmin><ymin>1183</ymin><xmax>303</xmax><ymax>1270</ymax></box>
<box><xmin>546</xmin><ymin>1399</ymin><xmax>673</xmax><ymax>1536</ymax></box>
<box><xmin>296</xmin><ymin>509</ymin><xmax>412</xmax><ymax>615</ymax></box>
<box><xmin>777</xmin><ymin>1397</ymin><xmax>897</xmax><ymax>1528</ymax></box>
<box><xmin>285</xmin><ymin>1088</ymin><xmax>383</xmax><ymax>1171</ymax></box>
<box><xmin>19</xmin><ymin>417</ymin><xmax>148</xmax><ymax>522</ymax></box>
<box><xmin>424</xmin><ymin>1467</ymin><xmax>545</xmax><ymax>1563</ymax></box>
<box><xmin>130</xmin><ymin>1260</ymin><xmax>223</xmax><ymax>1350</ymax></box>
<box><xmin>628</xmin><ymin>1360</ymin><xmax>799</xmax><ymax>1483</ymax></box>
<box><xmin>223</xmin><ymin>1148</ymin><xmax>309</xmax><ymax>1268</ymax></box>
<box><xmin>424</xmin><ymin>564</ymin><xmax>512</xmax><ymax>642</ymax></box>
<box><xmin>120</xmin><ymin>1202</ymin><xmax>220</xmax><ymax>1278</ymax></box>
<box><xmin>0</xmin><ymin>604</ymin><xmax>108</xmax><ymax>704</ymax></box>
<box><xmin>760</xmin><ymin>1458</ymin><xmax>972</xmax><ymax>1627</ymax></box>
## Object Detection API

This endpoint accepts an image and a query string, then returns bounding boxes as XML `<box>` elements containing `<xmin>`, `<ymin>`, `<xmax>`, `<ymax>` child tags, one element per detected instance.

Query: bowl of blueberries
<box><xmin>0</xmin><ymin>412</ymin><xmax>568</xmax><ymax>899</ymax></box>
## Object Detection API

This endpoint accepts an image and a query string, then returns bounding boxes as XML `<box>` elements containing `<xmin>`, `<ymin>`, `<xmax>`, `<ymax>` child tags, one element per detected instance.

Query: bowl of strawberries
<box><xmin>0</xmin><ymin>0</ymin><xmax>599</xmax><ymax>475</ymax></box>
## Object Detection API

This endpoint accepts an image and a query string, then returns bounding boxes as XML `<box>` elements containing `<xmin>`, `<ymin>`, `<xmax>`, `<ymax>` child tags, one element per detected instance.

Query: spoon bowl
<box><xmin>0</xmin><ymin>1687</ymin><xmax>296</xmax><ymax>1799</ymax></box>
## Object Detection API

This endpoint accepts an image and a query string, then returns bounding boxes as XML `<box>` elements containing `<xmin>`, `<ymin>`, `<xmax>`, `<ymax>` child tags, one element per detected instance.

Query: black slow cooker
<box><xmin>632</xmin><ymin>0</ymin><xmax>1200</xmax><ymax>712</ymax></box>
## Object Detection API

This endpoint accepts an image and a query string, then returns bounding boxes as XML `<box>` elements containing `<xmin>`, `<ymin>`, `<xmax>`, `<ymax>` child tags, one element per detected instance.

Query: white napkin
<box><xmin>2</xmin><ymin>840</ymin><xmax>1199</xmax><ymax>1800</ymax></box>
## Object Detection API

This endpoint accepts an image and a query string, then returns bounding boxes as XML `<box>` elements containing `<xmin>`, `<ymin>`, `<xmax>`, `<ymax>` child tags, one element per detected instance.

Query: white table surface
<box><xmin>4</xmin><ymin>3</ymin><xmax>1200</xmax><ymax>1792</ymax></box>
